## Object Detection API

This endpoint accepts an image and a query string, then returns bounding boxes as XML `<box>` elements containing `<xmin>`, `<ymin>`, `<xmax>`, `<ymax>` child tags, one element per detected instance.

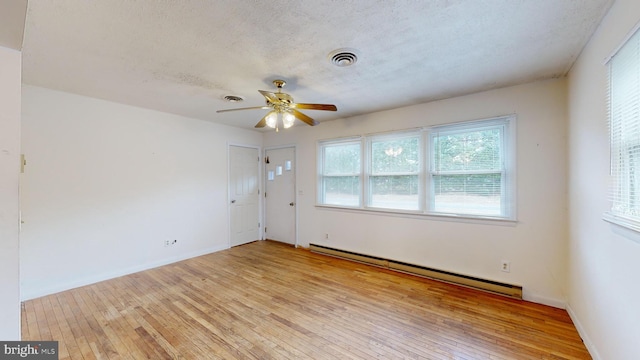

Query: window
<box><xmin>368</xmin><ymin>133</ymin><xmax>421</xmax><ymax>210</ymax></box>
<box><xmin>430</xmin><ymin>120</ymin><xmax>510</xmax><ymax>217</ymax></box>
<box><xmin>605</xmin><ymin>26</ymin><xmax>640</xmax><ymax>231</ymax></box>
<box><xmin>318</xmin><ymin>139</ymin><xmax>361</xmax><ymax>207</ymax></box>
<box><xmin>317</xmin><ymin>116</ymin><xmax>515</xmax><ymax>221</ymax></box>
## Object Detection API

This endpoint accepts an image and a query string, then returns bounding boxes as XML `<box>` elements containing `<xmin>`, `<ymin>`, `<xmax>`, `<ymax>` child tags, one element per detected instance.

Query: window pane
<box><xmin>433</xmin><ymin>128</ymin><xmax>502</xmax><ymax>172</ymax></box>
<box><xmin>371</xmin><ymin>136</ymin><xmax>420</xmax><ymax>174</ymax></box>
<box><xmin>324</xmin><ymin>143</ymin><xmax>360</xmax><ymax>175</ymax></box>
<box><xmin>609</xmin><ymin>27</ymin><xmax>640</xmax><ymax>222</ymax></box>
<box><xmin>612</xmin><ymin>144</ymin><xmax>640</xmax><ymax>216</ymax></box>
<box><xmin>323</xmin><ymin>176</ymin><xmax>360</xmax><ymax>206</ymax></box>
<box><xmin>370</xmin><ymin>175</ymin><xmax>419</xmax><ymax>210</ymax></box>
<box><xmin>433</xmin><ymin>174</ymin><xmax>502</xmax><ymax>216</ymax></box>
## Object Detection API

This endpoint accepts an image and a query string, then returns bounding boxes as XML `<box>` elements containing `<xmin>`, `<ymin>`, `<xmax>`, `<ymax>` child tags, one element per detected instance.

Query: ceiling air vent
<box><xmin>329</xmin><ymin>48</ymin><xmax>358</xmax><ymax>67</ymax></box>
<box><xmin>223</xmin><ymin>95</ymin><xmax>244</xmax><ymax>102</ymax></box>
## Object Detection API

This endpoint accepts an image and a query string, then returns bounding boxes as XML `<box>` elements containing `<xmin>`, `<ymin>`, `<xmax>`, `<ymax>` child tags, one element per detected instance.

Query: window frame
<box><xmin>317</xmin><ymin>137</ymin><xmax>363</xmax><ymax>208</ymax></box>
<box><xmin>603</xmin><ymin>23</ymin><xmax>640</xmax><ymax>233</ymax></box>
<box><xmin>316</xmin><ymin>116</ymin><xmax>516</xmax><ymax>223</ymax></box>
<box><xmin>427</xmin><ymin>118</ymin><xmax>513</xmax><ymax>219</ymax></box>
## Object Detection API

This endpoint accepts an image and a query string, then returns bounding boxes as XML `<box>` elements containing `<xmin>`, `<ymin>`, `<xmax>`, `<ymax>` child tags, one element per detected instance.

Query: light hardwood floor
<box><xmin>21</xmin><ymin>240</ymin><xmax>591</xmax><ymax>359</ymax></box>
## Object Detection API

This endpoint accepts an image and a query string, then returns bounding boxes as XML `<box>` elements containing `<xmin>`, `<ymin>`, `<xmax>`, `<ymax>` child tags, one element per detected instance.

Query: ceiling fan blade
<box><xmin>291</xmin><ymin>109</ymin><xmax>319</xmax><ymax>126</ymax></box>
<box><xmin>217</xmin><ymin>106</ymin><xmax>270</xmax><ymax>113</ymax></box>
<box><xmin>291</xmin><ymin>103</ymin><xmax>337</xmax><ymax>111</ymax></box>
<box><xmin>258</xmin><ymin>90</ymin><xmax>280</xmax><ymax>104</ymax></box>
<box><xmin>255</xmin><ymin>111</ymin><xmax>275</xmax><ymax>128</ymax></box>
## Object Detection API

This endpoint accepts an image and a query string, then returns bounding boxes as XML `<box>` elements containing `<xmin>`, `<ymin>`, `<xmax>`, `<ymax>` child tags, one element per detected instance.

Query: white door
<box><xmin>265</xmin><ymin>147</ymin><xmax>296</xmax><ymax>245</ymax></box>
<box><xmin>229</xmin><ymin>145</ymin><xmax>260</xmax><ymax>247</ymax></box>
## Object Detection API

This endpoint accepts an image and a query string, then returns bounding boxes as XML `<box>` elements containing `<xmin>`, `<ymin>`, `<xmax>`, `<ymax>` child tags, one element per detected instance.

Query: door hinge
<box><xmin>265</xmin><ymin>227</ymin><xmax>267</xmax><ymax>233</ymax></box>
<box><xmin>264</xmin><ymin>192</ymin><xmax>267</xmax><ymax>197</ymax></box>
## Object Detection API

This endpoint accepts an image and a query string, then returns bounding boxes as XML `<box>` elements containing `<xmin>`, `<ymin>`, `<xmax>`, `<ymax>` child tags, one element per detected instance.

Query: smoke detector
<box><xmin>329</xmin><ymin>48</ymin><xmax>359</xmax><ymax>67</ymax></box>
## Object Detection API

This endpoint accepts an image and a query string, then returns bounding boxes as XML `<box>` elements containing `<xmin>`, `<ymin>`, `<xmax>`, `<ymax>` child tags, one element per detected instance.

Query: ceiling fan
<box><xmin>217</xmin><ymin>80</ymin><xmax>337</xmax><ymax>131</ymax></box>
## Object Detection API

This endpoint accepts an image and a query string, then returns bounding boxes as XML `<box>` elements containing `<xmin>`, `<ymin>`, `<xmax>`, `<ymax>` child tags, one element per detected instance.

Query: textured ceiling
<box><xmin>21</xmin><ymin>0</ymin><xmax>612</xmax><ymax>130</ymax></box>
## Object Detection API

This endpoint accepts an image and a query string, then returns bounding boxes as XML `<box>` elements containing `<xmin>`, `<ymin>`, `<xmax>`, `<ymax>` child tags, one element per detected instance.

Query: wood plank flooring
<box><xmin>21</xmin><ymin>240</ymin><xmax>591</xmax><ymax>359</ymax></box>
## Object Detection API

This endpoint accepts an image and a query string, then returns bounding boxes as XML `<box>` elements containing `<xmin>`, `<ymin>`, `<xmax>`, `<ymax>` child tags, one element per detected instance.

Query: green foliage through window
<box><xmin>432</xmin><ymin>129</ymin><xmax>502</xmax><ymax>172</ymax></box>
<box><xmin>430</xmin><ymin>124</ymin><xmax>506</xmax><ymax>217</ymax></box>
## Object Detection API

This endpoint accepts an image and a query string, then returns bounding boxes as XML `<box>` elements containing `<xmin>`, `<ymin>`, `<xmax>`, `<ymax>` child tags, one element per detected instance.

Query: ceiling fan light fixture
<box><xmin>217</xmin><ymin>79</ymin><xmax>336</xmax><ymax>131</ymax></box>
<box><xmin>265</xmin><ymin>111</ymin><xmax>278</xmax><ymax>128</ymax></box>
<box><xmin>282</xmin><ymin>112</ymin><xmax>295</xmax><ymax>129</ymax></box>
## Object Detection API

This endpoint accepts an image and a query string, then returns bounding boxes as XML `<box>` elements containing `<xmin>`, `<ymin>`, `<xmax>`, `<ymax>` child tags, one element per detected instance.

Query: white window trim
<box><xmin>603</xmin><ymin>22</ymin><xmax>640</xmax><ymax>235</ymax></box>
<box><xmin>603</xmin><ymin>212</ymin><xmax>640</xmax><ymax>234</ymax></box>
<box><xmin>316</xmin><ymin>115</ymin><xmax>517</xmax><ymax>224</ymax></box>
<box><xmin>316</xmin><ymin>203</ymin><xmax>518</xmax><ymax>226</ymax></box>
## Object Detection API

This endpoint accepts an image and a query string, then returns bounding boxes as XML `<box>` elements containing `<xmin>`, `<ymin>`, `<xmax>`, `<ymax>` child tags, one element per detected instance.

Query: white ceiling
<box><xmin>21</xmin><ymin>0</ymin><xmax>612</xmax><ymax>130</ymax></box>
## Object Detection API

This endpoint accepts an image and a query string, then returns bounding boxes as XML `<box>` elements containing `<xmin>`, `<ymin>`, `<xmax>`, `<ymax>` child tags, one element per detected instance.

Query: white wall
<box><xmin>567</xmin><ymin>0</ymin><xmax>640</xmax><ymax>359</ymax></box>
<box><xmin>20</xmin><ymin>86</ymin><xmax>262</xmax><ymax>300</ymax></box>
<box><xmin>0</xmin><ymin>46</ymin><xmax>21</xmax><ymax>339</ymax></box>
<box><xmin>264</xmin><ymin>79</ymin><xmax>569</xmax><ymax>307</ymax></box>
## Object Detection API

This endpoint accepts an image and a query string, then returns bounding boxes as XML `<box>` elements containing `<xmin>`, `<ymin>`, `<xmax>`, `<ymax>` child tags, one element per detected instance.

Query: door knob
<box><xmin>231</xmin><ymin>200</ymin><xmax>236</xmax><ymax>204</ymax></box>
<box><xmin>289</xmin><ymin>202</ymin><xmax>295</xmax><ymax>206</ymax></box>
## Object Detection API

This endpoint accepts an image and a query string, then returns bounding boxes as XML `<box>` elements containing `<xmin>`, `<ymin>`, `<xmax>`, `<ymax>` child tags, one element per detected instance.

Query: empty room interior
<box><xmin>1</xmin><ymin>0</ymin><xmax>640</xmax><ymax>359</ymax></box>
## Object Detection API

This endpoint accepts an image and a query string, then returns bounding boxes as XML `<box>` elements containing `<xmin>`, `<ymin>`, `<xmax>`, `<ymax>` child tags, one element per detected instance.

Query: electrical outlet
<box><xmin>165</xmin><ymin>240</ymin><xmax>178</xmax><ymax>247</ymax></box>
<box><xmin>501</xmin><ymin>260</ymin><xmax>511</xmax><ymax>273</ymax></box>
<box><xmin>325</xmin><ymin>233</ymin><xmax>329</xmax><ymax>239</ymax></box>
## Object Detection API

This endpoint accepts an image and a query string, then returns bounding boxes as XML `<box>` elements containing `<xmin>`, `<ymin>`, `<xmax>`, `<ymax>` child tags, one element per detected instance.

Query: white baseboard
<box><xmin>20</xmin><ymin>244</ymin><xmax>229</xmax><ymax>301</ymax></box>
<box><xmin>521</xmin><ymin>292</ymin><xmax>566</xmax><ymax>309</ymax></box>
<box><xmin>566</xmin><ymin>304</ymin><xmax>600</xmax><ymax>360</ymax></box>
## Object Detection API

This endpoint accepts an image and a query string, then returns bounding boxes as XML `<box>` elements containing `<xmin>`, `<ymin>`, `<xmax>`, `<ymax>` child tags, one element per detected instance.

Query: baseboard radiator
<box><xmin>309</xmin><ymin>243</ymin><xmax>522</xmax><ymax>299</ymax></box>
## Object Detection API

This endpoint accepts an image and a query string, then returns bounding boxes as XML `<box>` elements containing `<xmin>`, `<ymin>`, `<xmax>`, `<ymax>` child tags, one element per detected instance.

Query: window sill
<box><xmin>603</xmin><ymin>212</ymin><xmax>640</xmax><ymax>243</ymax></box>
<box><xmin>315</xmin><ymin>204</ymin><xmax>517</xmax><ymax>227</ymax></box>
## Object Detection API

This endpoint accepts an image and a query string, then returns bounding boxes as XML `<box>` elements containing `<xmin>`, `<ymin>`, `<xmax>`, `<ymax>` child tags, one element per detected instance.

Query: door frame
<box><xmin>227</xmin><ymin>143</ymin><xmax>263</xmax><ymax>248</ymax></box>
<box><xmin>263</xmin><ymin>144</ymin><xmax>298</xmax><ymax>247</ymax></box>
